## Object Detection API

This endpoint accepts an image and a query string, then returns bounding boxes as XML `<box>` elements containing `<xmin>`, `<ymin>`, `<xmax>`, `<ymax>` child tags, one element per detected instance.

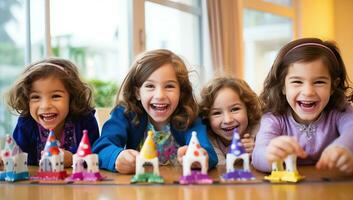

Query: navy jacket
<box><xmin>13</xmin><ymin>110</ymin><xmax>99</xmax><ymax>165</ymax></box>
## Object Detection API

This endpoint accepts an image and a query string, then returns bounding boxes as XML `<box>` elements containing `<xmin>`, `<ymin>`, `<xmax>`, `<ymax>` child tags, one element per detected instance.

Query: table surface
<box><xmin>1</xmin><ymin>165</ymin><xmax>353</xmax><ymax>200</ymax></box>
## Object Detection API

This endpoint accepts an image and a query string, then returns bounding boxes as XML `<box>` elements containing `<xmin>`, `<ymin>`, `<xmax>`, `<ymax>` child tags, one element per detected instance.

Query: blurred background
<box><xmin>1</xmin><ymin>0</ymin><xmax>352</xmax><ymax>136</ymax></box>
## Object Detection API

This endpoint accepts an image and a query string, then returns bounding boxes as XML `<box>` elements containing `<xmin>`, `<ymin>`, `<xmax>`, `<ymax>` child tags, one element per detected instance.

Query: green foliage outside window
<box><xmin>88</xmin><ymin>79</ymin><xmax>118</xmax><ymax>108</ymax></box>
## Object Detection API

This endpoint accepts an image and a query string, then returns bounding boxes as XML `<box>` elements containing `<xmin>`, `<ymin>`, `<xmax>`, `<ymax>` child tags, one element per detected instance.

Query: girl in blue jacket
<box><xmin>92</xmin><ymin>49</ymin><xmax>217</xmax><ymax>173</ymax></box>
<box><xmin>6</xmin><ymin>58</ymin><xmax>99</xmax><ymax>167</ymax></box>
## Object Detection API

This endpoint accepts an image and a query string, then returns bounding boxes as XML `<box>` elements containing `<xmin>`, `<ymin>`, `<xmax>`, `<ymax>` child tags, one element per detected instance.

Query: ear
<box><xmin>135</xmin><ymin>87</ymin><xmax>141</xmax><ymax>100</ymax></box>
<box><xmin>282</xmin><ymin>86</ymin><xmax>286</xmax><ymax>95</ymax></box>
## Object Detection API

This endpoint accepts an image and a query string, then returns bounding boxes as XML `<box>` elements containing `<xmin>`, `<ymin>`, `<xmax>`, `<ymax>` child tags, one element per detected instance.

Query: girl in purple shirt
<box><xmin>252</xmin><ymin>38</ymin><xmax>353</xmax><ymax>174</ymax></box>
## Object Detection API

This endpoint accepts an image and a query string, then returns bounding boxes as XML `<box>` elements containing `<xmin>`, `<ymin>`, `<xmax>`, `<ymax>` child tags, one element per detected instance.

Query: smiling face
<box><xmin>209</xmin><ymin>87</ymin><xmax>248</xmax><ymax>145</ymax></box>
<box><xmin>29</xmin><ymin>76</ymin><xmax>70</xmax><ymax>134</ymax></box>
<box><xmin>136</xmin><ymin>63</ymin><xmax>180</xmax><ymax>131</ymax></box>
<box><xmin>283</xmin><ymin>59</ymin><xmax>332</xmax><ymax>124</ymax></box>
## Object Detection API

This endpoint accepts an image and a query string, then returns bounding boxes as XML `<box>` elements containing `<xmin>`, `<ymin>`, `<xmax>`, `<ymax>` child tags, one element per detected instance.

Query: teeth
<box><xmin>151</xmin><ymin>103</ymin><xmax>168</xmax><ymax>110</ymax></box>
<box><xmin>40</xmin><ymin>113</ymin><xmax>57</xmax><ymax>121</ymax></box>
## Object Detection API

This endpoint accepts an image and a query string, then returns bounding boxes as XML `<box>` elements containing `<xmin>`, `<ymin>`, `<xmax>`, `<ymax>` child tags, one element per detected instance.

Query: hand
<box><xmin>61</xmin><ymin>149</ymin><xmax>73</xmax><ymax>168</ymax></box>
<box><xmin>177</xmin><ymin>145</ymin><xmax>209</xmax><ymax>169</ymax></box>
<box><xmin>115</xmin><ymin>149</ymin><xmax>139</xmax><ymax>174</ymax></box>
<box><xmin>241</xmin><ymin>133</ymin><xmax>255</xmax><ymax>154</ymax></box>
<box><xmin>316</xmin><ymin>146</ymin><xmax>353</xmax><ymax>174</ymax></box>
<box><xmin>177</xmin><ymin>145</ymin><xmax>188</xmax><ymax>165</ymax></box>
<box><xmin>266</xmin><ymin>136</ymin><xmax>307</xmax><ymax>163</ymax></box>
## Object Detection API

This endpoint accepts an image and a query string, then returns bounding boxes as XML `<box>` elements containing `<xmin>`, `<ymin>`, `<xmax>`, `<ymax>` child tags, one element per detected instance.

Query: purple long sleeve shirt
<box><xmin>252</xmin><ymin>104</ymin><xmax>353</xmax><ymax>172</ymax></box>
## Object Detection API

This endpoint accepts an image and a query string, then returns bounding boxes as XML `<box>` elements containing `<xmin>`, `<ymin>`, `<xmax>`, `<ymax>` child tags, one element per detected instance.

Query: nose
<box><xmin>40</xmin><ymin>97</ymin><xmax>52</xmax><ymax>109</ymax></box>
<box><xmin>155</xmin><ymin>87</ymin><xmax>166</xmax><ymax>99</ymax></box>
<box><xmin>302</xmin><ymin>83</ymin><xmax>315</xmax><ymax>96</ymax></box>
<box><xmin>223</xmin><ymin>111</ymin><xmax>234</xmax><ymax>124</ymax></box>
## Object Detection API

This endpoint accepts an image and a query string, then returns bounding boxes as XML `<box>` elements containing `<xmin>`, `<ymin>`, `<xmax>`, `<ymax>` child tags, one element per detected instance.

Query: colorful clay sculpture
<box><xmin>0</xmin><ymin>135</ymin><xmax>29</xmax><ymax>182</ymax></box>
<box><xmin>131</xmin><ymin>130</ymin><xmax>164</xmax><ymax>184</ymax></box>
<box><xmin>221</xmin><ymin>128</ymin><xmax>255</xmax><ymax>182</ymax></box>
<box><xmin>179</xmin><ymin>131</ymin><xmax>213</xmax><ymax>184</ymax></box>
<box><xmin>264</xmin><ymin>154</ymin><xmax>305</xmax><ymax>183</ymax></box>
<box><xmin>35</xmin><ymin>129</ymin><xmax>67</xmax><ymax>180</ymax></box>
<box><xmin>66</xmin><ymin>130</ymin><xmax>104</xmax><ymax>181</ymax></box>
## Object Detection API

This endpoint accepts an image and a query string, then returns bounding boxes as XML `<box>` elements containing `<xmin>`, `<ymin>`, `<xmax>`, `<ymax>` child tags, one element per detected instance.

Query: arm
<box><xmin>317</xmin><ymin>105</ymin><xmax>353</xmax><ymax>173</ymax></box>
<box><xmin>12</xmin><ymin>117</ymin><xmax>39</xmax><ymax>165</ymax></box>
<box><xmin>91</xmin><ymin>106</ymin><xmax>130</xmax><ymax>172</ymax></box>
<box><xmin>252</xmin><ymin>113</ymin><xmax>284</xmax><ymax>172</ymax></box>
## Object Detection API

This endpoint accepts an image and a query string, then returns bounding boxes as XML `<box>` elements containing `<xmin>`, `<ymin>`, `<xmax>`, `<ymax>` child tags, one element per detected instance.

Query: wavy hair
<box><xmin>116</xmin><ymin>49</ymin><xmax>198</xmax><ymax>131</ymax></box>
<box><xmin>260</xmin><ymin>38</ymin><xmax>353</xmax><ymax>115</ymax></box>
<box><xmin>199</xmin><ymin>76</ymin><xmax>261</xmax><ymax>133</ymax></box>
<box><xmin>7</xmin><ymin>57</ymin><xmax>93</xmax><ymax>118</ymax></box>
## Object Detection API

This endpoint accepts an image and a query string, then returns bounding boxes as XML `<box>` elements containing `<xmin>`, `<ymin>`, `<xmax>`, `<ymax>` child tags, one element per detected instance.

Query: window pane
<box><xmin>50</xmin><ymin>0</ymin><xmax>130</xmax><ymax>85</ymax></box>
<box><xmin>263</xmin><ymin>0</ymin><xmax>292</xmax><ymax>7</ymax></box>
<box><xmin>164</xmin><ymin>0</ymin><xmax>199</xmax><ymax>7</ymax></box>
<box><xmin>30</xmin><ymin>0</ymin><xmax>46</xmax><ymax>61</ymax></box>
<box><xmin>0</xmin><ymin>0</ymin><xmax>25</xmax><ymax>136</ymax></box>
<box><xmin>145</xmin><ymin>1</ymin><xmax>202</xmax><ymax>87</ymax></box>
<box><xmin>243</xmin><ymin>9</ymin><xmax>292</xmax><ymax>93</ymax></box>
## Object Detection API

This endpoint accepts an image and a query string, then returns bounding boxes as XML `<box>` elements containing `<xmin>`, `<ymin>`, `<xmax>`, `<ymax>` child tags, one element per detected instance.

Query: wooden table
<box><xmin>1</xmin><ymin>165</ymin><xmax>352</xmax><ymax>200</ymax></box>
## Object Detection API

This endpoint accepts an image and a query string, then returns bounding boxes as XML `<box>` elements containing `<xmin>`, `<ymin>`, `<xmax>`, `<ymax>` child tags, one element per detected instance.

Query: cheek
<box><xmin>209</xmin><ymin>117</ymin><xmax>220</xmax><ymax>131</ymax></box>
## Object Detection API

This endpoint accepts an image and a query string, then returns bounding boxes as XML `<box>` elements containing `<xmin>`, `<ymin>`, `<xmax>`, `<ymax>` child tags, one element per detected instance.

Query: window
<box><xmin>242</xmin><ymin>0</ymin><xmax>296</xmax><ymax>94</ymax></box>
<box><xmin>50</xmin><ymin>0</ymin><xmax>130</xmax><ymax>83</ymax></box>
<box><xmin>0</xmin><ymin>0</ymin><xmax>25</xmax><ymax>136</ymax></box>
<box><xmin>0</xmin><ymin>0</ymin><xmax>207</xmax><ymax>135</ymax></box>
<box><xmin>143</xmin><ymin>0</ymin><xmax>207</xmax><ymax>91</ymax></box>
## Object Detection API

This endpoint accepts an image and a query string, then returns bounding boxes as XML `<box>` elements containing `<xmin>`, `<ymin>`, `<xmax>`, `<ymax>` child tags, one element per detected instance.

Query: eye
<box><xmin>231</xmin><ymin>107</ymin><xmax>240</xmax><ymax>112</ymax></box>
<box><xmin>211</xmin><ymin>111</ymin><xmax>222</xmax><ymax>116</ymax></box>
<box><xmin>165</xmin><ymin>83</ymin><xmax>177</xmax><ymax>89</ymax></box>
<box><xmin>29</xmin><ymin>95</ymin><xmax>40</xmax><ymax>101</ymax></box>
<box><xmin>290</xmin><ymin>80</ymin><xmax>302</xmax><ymax>84</ymax></box>
<box><xmin>144</xmin><ymin>84</ymin><xmax>154</xmax><ymax>89</ymax></box>
<box><xmin>314</xmin><ymin>80</ymin><xmax>327</xmax><ymax>85</ymax></box>
<box><xmin>52</xmin><ymin>94</ymin><xmax>62</xmax><ymax>99</ymax></box>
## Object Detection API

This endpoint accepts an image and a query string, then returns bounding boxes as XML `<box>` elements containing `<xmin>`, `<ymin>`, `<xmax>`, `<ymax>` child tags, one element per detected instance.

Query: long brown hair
<box><xmin>116</xmin><ymin>49</ymin><xmax>198</xmax><ymax>131</ymax></box>
<box><xmin>7</xmin><ymin>57</ymin><xmax>93</xmax><ymax>117</ymax></box>
<box><xmin>260</xmin><ymin>38</ymin><xmax>352</xmax><ymax>115</ymax></box>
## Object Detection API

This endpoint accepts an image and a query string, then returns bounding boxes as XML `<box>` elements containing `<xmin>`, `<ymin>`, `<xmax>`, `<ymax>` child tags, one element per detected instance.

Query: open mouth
<box><xmin>221</xmin><ymin>125</ymin><xmax>239</xmax><ymax>136</ymax></box>
<box><xmin>39</xmin><ymin>113</ymin><xmax>58</xmax><ymax>122</ymax></box>
<box><xmin>151</xmin><ymin>103</ymin><xmax>169</xmax><ymax>112</ymax></box>
<box><xmin>298</xmin><ymin>101</ymin><xmax>317</xmax><ymax>110</ymax></box>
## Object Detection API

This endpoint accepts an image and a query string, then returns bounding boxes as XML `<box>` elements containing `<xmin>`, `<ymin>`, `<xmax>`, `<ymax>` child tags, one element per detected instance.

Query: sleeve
<box><xmin>331</xmin><ymin>105</ymin><xmax>353</xmax><ymax>154</ymax></box>
<box><xmin>91</xmin><ymin>106</ymin><xmax>130</xmax><ymax>172</ymax></box>
<box><xmin>185</xmin><ymin>118</ymin><xmax>218</xmax><ymax>169</ymax></box>
<box><xmin>12</xmin><ymin>117</ymin><xmax>39</xmax><ymax>165</ymax></box>
<box><xmin>251</xmin><ymin>113</ymin><xmax>283</xmax><ymax>172</ymax></box>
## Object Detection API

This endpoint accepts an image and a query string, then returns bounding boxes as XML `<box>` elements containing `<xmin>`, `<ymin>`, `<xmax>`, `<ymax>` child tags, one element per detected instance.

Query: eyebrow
<box><xmin>211</xmin><ymin>103</ymin><xmax>242</xmax><ymax>110</ymax></box>
<box><xmin>287</xmin><ymin>76</ymin><xmax>330</xmax><ymax>80</ymax></box>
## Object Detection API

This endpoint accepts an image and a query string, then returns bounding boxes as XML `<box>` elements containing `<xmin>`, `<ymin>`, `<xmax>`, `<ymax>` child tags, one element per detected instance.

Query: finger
<box><xmin>125</xmin><ymin>151</ymin><xmax>137</xmax><ymax>163</ymax></box>
<box><xmin>336</xmin><ymin>154</ymin><xmax>348</xmax><ymax>169</ymax></box>
<box><xmin>242</xmin><ymin>133</ymin><xmax>251</xmax><ymax>138</ymax></box>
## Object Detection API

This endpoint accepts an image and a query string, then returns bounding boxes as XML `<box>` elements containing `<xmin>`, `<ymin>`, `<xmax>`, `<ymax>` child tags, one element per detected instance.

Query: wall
<box><xmin>298</xmin><ymin>0</ymin><xmax>353</xmax><ymax>80</ymax></box>
<box><xmin>334</xmin><ymin>0</ymin><xmax>353</xmax><ymax>81</ymax></box>
<box><xmin>298</xmin><ymin>0</ymin><xmax>335</xmax><ymax>40</ymax></box>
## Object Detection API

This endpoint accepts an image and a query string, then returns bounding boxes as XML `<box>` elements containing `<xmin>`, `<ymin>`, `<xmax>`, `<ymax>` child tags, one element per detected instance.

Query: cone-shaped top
<box><xmin>185</xmin><ymin>131</ymin><xmax>207</xmax><ymax>157</ymax></box>
<box><xmin>140</xmin><ymin>130</ymin><xmax>158</xmax><ymax>159</ymax></box>
<box><xmin>76</xmin><ymin>130</ymin><xmax>92</xmax><ymax>157</ymax></box>
<box><xmin>42</xmin><ymin>129</ymin><xmax>61</xmax><ymax>156</ymax></box>
<box><xmin>1</xmin><ymin>134</ymin><xmax>20</xmax><ymax>158</ymax></box>
<box><xmin>228</xmin><ymin>128</ymin><xmax>246</xmax><ymax>156</ymax></box>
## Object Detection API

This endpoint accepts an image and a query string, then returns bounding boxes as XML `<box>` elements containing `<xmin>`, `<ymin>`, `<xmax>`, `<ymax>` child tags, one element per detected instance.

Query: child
<box><xmin>6</xmin><ymin>58</ymin><xmax>99</xmax><ymax>167</ymax></box>
<box><xmin>199</xmin><ymin>77</ymin><xmax>261</xmax><ymax>165</ymax></box>
<box><xmin>252</xmin><ymin>38</ymin><xmax>353</xmax><ymax>174</ymax></box>
<box><xmin>92</xmin><ymin>49</ymin><xmax>217</xmax><ymax>173</ymax></box>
